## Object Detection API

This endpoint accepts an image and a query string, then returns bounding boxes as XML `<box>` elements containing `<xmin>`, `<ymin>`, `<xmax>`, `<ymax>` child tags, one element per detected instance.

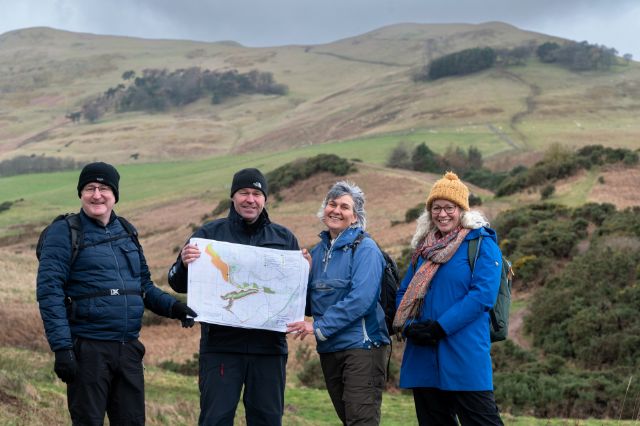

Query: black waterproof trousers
<box><xmin>198</xmin><ymin>352</ymin><xmax>287</xmax><ymax>426</ymax></box>
<box><xmin>67</xmin><ymin>338</ymin><xmax>146</xmax><ymax>426</ymax></box>
<box><xmin>412</xmin><ymin>387</ymin><xmax>504</xmax><ymax>426</ymax></box>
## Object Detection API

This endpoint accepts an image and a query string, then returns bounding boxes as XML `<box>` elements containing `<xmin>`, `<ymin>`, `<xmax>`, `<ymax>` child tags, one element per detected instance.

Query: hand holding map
<box><xmin>187</xmin><ymin>238</ymin><xmax>309</xmax><ymax>332</ymax></box>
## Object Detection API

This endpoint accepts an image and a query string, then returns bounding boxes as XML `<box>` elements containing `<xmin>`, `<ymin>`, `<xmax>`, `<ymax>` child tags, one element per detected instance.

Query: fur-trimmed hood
<box><xmin>410</xmin><ymin>209</ymin><xmax>490</xmax><ymax>249</ymax></box>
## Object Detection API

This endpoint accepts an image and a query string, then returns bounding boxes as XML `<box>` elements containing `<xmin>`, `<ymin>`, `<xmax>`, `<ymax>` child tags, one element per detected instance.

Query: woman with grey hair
<box><xmin>287</xmin><ymin>180</ymin><xmax>391</xmax><ymax>425</ymax></box>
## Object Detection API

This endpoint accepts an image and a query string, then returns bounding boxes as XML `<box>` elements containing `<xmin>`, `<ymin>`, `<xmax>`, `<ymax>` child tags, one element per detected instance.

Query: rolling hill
<box><xmin>1</xmin><ymin>22</ymin><xmax>638</xmax><ymax>166</ymax></box>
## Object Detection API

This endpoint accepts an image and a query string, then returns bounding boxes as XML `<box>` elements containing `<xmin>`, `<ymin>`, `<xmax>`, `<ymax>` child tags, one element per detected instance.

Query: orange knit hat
<box><xmin>426</xmin><ymin>171</ymin><xmax>470</xmax><ymax>211</ymax></box>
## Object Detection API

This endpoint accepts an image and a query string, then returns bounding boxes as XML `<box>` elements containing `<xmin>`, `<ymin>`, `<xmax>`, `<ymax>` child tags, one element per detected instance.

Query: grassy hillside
<box><xmin>1</xmin><ymin>23</ymin><xmax>638</xmax><ymax>166</ymax></box>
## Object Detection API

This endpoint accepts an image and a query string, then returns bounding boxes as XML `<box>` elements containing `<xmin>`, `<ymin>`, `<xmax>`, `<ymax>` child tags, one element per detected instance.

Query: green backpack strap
<box><xmin>467</xmin><ymin>235</ymin><xmax>505</xmax><ymax>341</ymax></box>
<box><xmin>467</xmin><ymin>235</ymin><xmax>482</xmax><ymax>272</ymax></box>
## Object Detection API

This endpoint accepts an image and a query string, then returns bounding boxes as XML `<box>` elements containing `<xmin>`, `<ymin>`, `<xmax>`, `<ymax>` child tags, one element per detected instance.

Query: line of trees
<box><xmin>413</xmin><ymin>40</ymin><xmax>630</xmax><ymax>82</ymax></box>
<box><xmin>75</xmin><ymin>67</ymin><xmax>288</xmax><ymax>122</ymax></box>
<box><xmin>536</xmin><ymin>41</ymin><xmax>620</xmax><ymax>71</ymax></box>
<box><xmin>0</xmin><ymin>155</ymin><xmax>82</xmax><ymax>177</ymax></box>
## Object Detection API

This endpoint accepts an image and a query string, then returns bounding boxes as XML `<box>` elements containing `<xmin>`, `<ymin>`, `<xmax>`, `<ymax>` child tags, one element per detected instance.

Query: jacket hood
<box><xmin>319</xmin><ymin>226</ymin><xmax>364</xmax><ymax>250</ymax></box>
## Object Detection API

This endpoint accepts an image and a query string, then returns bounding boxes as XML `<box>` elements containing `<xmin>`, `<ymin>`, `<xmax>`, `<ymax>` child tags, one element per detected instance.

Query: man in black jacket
<box><xmin>168</xmin><ymin>168</ymin><xmax>301</xmax><ymax>426</ymax></box>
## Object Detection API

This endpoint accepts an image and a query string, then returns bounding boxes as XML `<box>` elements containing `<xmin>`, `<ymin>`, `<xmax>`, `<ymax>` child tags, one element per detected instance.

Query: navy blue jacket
<box><xmin>168</xmin><ymin>207</ymin><xmax>299</xmax><ymax>355</ymax></box>
<box><xmin>37</xmin><ymin>209</ymin><xmax>178</xmax><ymax>352</ymax></box>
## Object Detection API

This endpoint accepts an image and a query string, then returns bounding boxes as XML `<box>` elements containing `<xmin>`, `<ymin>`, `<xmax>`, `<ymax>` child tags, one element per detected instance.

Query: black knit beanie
<box><xmin>230</xmin><ymin>168</ymin><xmax>268</xmax><ymax>199</ymax></box>
<box><xmin>77</xmin><ymin>162</ymin><xmax>120</xmax><ymax>202</ymax></box>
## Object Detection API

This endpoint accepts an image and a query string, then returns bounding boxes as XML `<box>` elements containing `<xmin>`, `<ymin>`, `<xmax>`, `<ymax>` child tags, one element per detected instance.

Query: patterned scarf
<box><xmin>392</xmin><ymin>226</ymin><xmax>470</xmax><ymax>333</ymax></box>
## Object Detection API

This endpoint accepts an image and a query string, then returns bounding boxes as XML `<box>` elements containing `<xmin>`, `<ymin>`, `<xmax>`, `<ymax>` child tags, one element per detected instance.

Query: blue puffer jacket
<box><xmin>37</xmin><ymin>209</ymin><xmax>177</xmax><ymax>352</ymax></box>
<box><xmin>397</xmin><ymin>227</ymin><xmax>502</xmax><ymax>391</ymax></box>
<box><xmin>308</xmin><ymin>227</ymin><xmax>390</xmax><ymax>353</ymax></box>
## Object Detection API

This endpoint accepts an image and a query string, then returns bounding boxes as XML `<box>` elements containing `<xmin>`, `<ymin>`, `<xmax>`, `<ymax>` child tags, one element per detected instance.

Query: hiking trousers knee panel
<box><xmin>320</xmin><ymin>346</ymin><xmax>389</xmax><ymax>426</ymax></box>
<box><xmin>198</xmin><ymin>352</ymin><xmax>287</xmax><ymax>426</ymax></box>
<box><xmin>412</xmin><ymin>388</ymin><xmax>503</xmax><ymax>426</ymax></box>
<box><xmin>67</xmin><ymin>338</ymin><xmax>146</xmax><ymax>426</ymax></box>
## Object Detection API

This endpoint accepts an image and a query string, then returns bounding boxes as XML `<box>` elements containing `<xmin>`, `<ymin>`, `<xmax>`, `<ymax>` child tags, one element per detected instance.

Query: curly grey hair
<box><xmin>316</xmin><ymin>180</ymin><xmax>367</xmax><ymax>230</ymax></box>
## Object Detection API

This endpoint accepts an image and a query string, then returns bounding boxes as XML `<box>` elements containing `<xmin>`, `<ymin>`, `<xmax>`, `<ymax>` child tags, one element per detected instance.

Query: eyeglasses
<box><xmin>431</xmin><ymin>205</ymin><xmax>457</xmax><ymax>215</ymax></box>
<box><xmin>82</xmin><ymin>185</ymin><xmax>113</xmax><ymax>195</ymax></box>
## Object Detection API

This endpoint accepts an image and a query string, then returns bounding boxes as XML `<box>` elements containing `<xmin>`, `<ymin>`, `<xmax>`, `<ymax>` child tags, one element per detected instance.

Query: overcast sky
<box><xmin>1</xmin><ymin>0</ymin><xmax>638</xmax><ymax>58</ymax></box>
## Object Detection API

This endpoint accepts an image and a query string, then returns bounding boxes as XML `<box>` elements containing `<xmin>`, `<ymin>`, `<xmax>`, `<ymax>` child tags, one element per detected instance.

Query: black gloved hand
<box><xmin>54</xmin><ymin>349</ymin><xmax>78</xmax><ymax>383</ymax></box>
<box><xmin>405</xmin><ymin>320</ymin><xmax>446</xmax><ymax>346</ymax></box>
<box><xmin>171</xmin><ymin>301</ymin><xmax>198</xmax><ymax>328</ymax></box>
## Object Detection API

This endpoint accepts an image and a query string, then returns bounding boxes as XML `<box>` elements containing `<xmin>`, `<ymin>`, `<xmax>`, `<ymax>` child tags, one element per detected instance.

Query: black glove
<box><xmin>405</xmin><ymin>320</ymin><xmax>446</xmax><ymax>346</ymax></box>
<box><xmin>171</xmin><ymin>301</ymin><xmax>198</xmax><ymax>328</ymax></box>
<box><xmin>54</xmin><ymin>349</ymin><xmax>77</xmax><ymax>383</ymax></box>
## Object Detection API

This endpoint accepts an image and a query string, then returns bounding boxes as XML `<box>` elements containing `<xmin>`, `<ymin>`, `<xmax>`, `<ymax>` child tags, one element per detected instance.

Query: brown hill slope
<box><xmin>1</xmin><ymin>23</ymin><xmax>638</xmax><ymax>165</ymax></box>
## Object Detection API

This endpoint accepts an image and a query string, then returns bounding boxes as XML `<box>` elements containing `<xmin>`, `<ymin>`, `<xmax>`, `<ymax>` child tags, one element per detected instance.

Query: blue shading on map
<box><xmin>187</xmin><ymin>238</ymin><xmax>309</xmax><ymax>332</ymax></box>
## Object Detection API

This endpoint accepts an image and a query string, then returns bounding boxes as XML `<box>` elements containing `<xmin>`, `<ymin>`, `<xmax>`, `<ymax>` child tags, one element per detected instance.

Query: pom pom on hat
<box><xmin>425</xmin><ymin>171</ymin><xmax>470</xmax><ymax>211</ymax></box>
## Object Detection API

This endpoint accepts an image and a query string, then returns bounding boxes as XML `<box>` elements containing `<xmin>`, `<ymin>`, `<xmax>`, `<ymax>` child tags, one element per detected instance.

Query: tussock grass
<box><xmin>1</xmin><ymin>347</ymin><xmax>637</xmax><ymax>425</ymax></box>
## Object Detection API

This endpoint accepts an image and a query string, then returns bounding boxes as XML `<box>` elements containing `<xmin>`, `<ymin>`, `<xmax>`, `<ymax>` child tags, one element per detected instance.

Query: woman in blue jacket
<box><xmin>393</xmin><ymin>172</ymin><xmax>504</xmax><ymax>425</ymax></box>
<box><xmin>288</xmin><ymin>180</ymin><xmax>390</xmax><ymax>425</ymax></box>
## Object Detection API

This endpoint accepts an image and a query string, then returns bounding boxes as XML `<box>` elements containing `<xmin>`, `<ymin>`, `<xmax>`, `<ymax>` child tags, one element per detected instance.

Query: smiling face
<box><xmin>80</xmin><ymin>183</ymin><xmax>116</xmax><ymax>225</ymax></box>
<box><xmin>430</xmin><ymin>198</ymin><xmax>461</xmax><ymax>236</ymax></box>
<box><xmin>232</xmin><ymin>188</ymin><xmax>265</xmax><ymax>223</ymax></box>
<box><xmin>322</xmin><ymin>194</ymin><xmax>357</xmax><ymax>239</ymax></box>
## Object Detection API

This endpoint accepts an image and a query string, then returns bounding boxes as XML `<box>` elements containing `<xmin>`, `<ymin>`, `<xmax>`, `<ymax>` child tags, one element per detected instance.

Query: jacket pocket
<box><xmin>121</xmin><ymin>245</ymin><xmax>141</xmax><ymax>277</ymax></box>
<box><xmin>310</xmin><ymin>278</ymin><xmax>351</xmax><ymax>316</ymax></box>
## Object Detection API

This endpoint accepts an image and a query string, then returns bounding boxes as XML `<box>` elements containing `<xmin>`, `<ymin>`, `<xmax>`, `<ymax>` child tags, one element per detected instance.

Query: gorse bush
<box><xmin>496</xmin><ymin>144</ymin><xmax>639</xmax><ymax>196</ymax></box>
<box><xmin>265</xmin><ymin>154</ymin><xmax>357</xmax><ymax>198</ymax></box>
<box><xmin>527</xmin><ymin>244</ymin><xmax>640</xmax><ymax>368</ymax></box>
<box><xmin>489</xmin><ymin>203</ymin><xmax>640</xmax><ymax>417</ymax></box>
<box><xmin>159</xmin><ymin>353</ymin><xmax>200</xmax><ymax>376</ymax></box>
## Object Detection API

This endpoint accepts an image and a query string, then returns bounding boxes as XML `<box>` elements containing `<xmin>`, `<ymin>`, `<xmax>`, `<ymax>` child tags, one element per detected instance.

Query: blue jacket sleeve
<box><xmin>139</xmin><ymin>245</ymin><xmax>177</xmax><ymax>317</ymax></box>
<box><xmin>437</xmin><ymin>237</ymin><xmax>502</xmax><ymax>336</ymax></box>
<box><xmin>314</xmin><ymin>240</ymin><xmax>384</xmax><ymax>339</ymax></box>
<box><xmin>36</xmin><ymin>220</ymin><xmax>73</xmax><ymax>352</ymax></box>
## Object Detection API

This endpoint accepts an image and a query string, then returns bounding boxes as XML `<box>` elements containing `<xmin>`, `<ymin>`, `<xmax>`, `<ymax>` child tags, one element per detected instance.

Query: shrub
<box><xmin>386</xmin><ymin>143</ymin><xmax>412</xmax><ymax>169</ymax></box>
<box><xmin>404</xmin><ymin>204</ymin><xmax>424</xmax><ymax>223</ymax></box>
<box><xmin>527</xmin><ymin>244</ymin><xmax>640</xmax><ymax>368</ymax></box>
<box><xmin>540</xmin><ymin>184</ymin><xmax>555</xmax><ymax>200</ymax></box>
<box><xmin>159</xmin><ymin>353</ymin><xmax>199</xmax><ymax>376</ymax></box>
<box><xmin>0</xmin><ymin>201</ymin><xmax>13</xmax><ymax>213</ymax></box>
<box><xmin>266</xmin><ymin>154</ymin><xmax>356</xmax><ymax>197</ymax></box>
<box><xmin>468</xmin><ymin>193</ymin><xmax>482</xmax><ymax>206</ymax></box>
<box><xmin>297</xmin><ymin>358</ymin><xmax>326</xmax><ymax>389</ymax></box>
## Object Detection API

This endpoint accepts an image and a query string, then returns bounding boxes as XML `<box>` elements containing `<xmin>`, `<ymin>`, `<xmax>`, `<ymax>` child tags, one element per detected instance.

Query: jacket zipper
<box><xmin>108</xmin><ymin>226</ymin><xmax>128</xmax><ymax>341</ymax></box>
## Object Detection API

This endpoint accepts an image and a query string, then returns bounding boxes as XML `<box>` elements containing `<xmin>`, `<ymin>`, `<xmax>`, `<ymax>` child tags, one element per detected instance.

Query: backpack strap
<box><xmin>79</xmin><ymin>216</ymin><xmax>142</xmax><ymax>251</ymax></box>
<box><xmin>467</xmin><ymin>235</ymin><xmax>483</xmax><ymax>274</ymax></box>
<box><xmin>64</xmin><ymin>214</ymin><xmax>83</xmax><ymax>265</ymax></box>
<box><xmin>117</xmin><ymin>216</ymin><xmax>141</xmax><ymax>250</ymax></box>
<box><xmin>348</xmin><ymin>233</ymin><xmax>366</xmax><ymax>253</ymax></box>
<box><xmin>468</xmin><ymin>235</ymin><xmax>501</xmax><ymax>331</ymax></box>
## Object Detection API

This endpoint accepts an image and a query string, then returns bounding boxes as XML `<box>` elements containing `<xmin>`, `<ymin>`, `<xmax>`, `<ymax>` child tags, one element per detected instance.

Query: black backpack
<box><xmin>36</xmin><ymin>213</ymin><xmax>140</xmax><ymax>265</ymax></box>
<box><xmin>351</xmin><ymin>234</ymin><xmax>400</xmax><ymax>334</ymax></box>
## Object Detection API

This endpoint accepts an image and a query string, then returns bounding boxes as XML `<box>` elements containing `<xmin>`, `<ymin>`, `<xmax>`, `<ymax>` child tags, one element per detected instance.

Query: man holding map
<box><xmin>168</xmin><ymin>168</ymin><xmax>302</xmax><ymax>426</ymax></box>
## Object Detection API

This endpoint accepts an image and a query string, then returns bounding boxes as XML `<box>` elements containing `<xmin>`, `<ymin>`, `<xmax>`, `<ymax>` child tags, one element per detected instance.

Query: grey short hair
<box><xmin>316</xmin><ymin>180</ymin><xmax>367</xmax><ymax>230</ymax></box>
